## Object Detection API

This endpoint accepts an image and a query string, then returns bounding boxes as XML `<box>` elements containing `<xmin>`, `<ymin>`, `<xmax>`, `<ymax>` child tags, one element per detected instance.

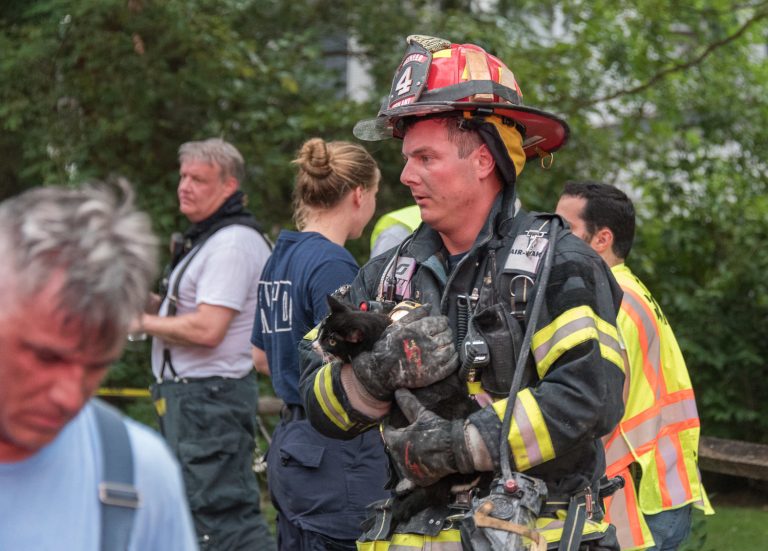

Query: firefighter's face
<box><xmin>400</xmin><ymin>118</ymin><xmax>488</xmax><ymax>238</ymax></box>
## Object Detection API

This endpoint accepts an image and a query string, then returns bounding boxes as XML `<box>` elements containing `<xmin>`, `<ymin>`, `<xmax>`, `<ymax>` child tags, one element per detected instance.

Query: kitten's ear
<box><xmin>327</xmin><ymin>294</ymin><xmax>350</xmax><ymax>313</ymax></box>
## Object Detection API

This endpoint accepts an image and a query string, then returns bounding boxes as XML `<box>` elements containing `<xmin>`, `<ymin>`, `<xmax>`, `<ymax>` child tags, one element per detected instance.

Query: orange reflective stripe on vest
<box><xmin>620</xmin><ymin>286</ymin><xmax>665</xmax><ymax>400</ymax></box>
<box><xmin>605</xmin><ymin>389</ymin><xmax>700</xmax><ymax>469</ymax></box>
<box><xmin>604</xmin><ymin>466</ymin><xmax>653</xmax><ymax>550</ymax></box>
<box><xmin>604</xmin><ymin>263</ymin><xmax>712</xmax><ymax>540</ymax></box>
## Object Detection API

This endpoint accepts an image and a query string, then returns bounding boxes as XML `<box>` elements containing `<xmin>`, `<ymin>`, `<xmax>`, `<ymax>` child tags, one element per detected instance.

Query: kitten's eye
<box><xmin>329</xmin><ymin>338</ymin><xmax>336</xmax><ymax>346</ymax></box>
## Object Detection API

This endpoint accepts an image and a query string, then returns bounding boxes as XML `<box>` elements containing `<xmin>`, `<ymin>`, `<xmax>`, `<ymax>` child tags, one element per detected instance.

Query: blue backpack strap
<box><xmin>92</xmin><ymin>398</ymin><xmax>139</xmax><ymax>551</ymax></box>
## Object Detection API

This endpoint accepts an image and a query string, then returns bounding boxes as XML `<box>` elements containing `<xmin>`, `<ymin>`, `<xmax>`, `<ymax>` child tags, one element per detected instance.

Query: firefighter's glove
<box><xmin>351</xmin><ymin>306</ymin><xmax>458</xmax><ymax>401</ymax></box>
<box><xmin>382</xmin><ymin>388</ymin><xmax>475</xmax><ymax>487</ymax></box>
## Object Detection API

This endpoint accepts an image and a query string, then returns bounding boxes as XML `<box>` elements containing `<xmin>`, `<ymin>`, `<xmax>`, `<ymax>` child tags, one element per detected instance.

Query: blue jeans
<box><xmin>644</xmin><ymin>504</ymin><xmax>693</xmax><ymax>551</ymax></box>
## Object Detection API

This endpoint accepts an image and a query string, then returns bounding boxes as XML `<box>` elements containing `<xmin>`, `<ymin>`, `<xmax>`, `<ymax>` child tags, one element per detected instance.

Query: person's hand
<box><xmin>382</xmin><ymin>389</ymin><xmax>474</xmax><ymax>487</ymax></box>
<box><xmin>145</xmin><ymin>292</ymin><xmax>162</xmax><ymax>314</ymax></box>
<box><xmin>351</xmin><ymin>305</ymin><xmax>458</xmax><ymax>401</ymax></box>
<box><xmin>128</xmin><ymin>314</ymin><xmax>145</xmax><ymax>335</ymax></box>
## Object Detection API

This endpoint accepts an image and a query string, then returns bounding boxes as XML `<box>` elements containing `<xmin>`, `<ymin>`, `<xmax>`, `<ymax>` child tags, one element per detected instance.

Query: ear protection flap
<box><xmin>461</xmin><ymin>112</ymin><xmax>526</xmax><ymax>186</ymax></box>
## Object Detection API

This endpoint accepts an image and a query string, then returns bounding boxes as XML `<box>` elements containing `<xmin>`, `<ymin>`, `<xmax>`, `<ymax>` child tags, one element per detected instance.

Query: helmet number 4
<box><xmin>395</xmin><ymin>67</ymin><xmax>413</xmax><ymax>96</ymax></box>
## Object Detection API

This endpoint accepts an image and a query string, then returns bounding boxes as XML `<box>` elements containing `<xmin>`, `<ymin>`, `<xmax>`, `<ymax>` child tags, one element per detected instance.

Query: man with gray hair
<box><xmin>138</xmin><ymin>138</ymin><xmax>274</xmax><ymax>550</ymax></box>
<box><xmin>0</xmin><ymin>181</ymin><xmax>197</xmax><ymax>550</ymax></box>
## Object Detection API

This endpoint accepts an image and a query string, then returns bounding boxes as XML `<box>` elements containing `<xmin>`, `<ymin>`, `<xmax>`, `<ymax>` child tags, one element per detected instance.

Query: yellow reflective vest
<box><xmin>369</xmin><ymin>205</ymin><xmax>421</xmax><ymax>251</ymax></box>
<box><xmin>603</xmin><ymin>264</ymin><xmax>714</xmax><ymax>550</ymax></box>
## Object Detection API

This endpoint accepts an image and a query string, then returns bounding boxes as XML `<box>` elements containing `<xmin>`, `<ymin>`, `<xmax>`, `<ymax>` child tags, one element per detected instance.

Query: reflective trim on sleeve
<box><xmin>532</xmin><ymin>305</ymin><xmax>623</xmax><ymax>377</ymax></box>
<box><xmin>358</xmin><ymin>528</ymin><xmax>462</xmax><ymax>550</ymax></box>
<box><xmin>313</xmin><ymin>363</ymin><xmax>353</xmax><ymax>431</ymax></box>
<box><xmin>535</xmin><ymin>513</ymin><xmax>611</xmax><ymax>546</ymax></box>
<box><xmin>493</xmin><ymin>388</ymin><xmax>555</xmax><ymax>471</ymax></box>
<box><xmin>303</xmin><ymin>326</ymin><xmax>319</xmax><ymax>341</ymax></box>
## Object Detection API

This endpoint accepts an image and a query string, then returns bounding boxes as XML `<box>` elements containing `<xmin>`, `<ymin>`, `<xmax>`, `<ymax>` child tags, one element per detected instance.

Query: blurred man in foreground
<box><xmin>0</xmin><ymin>181</ymin><xmax>197</xmax><ymax>550</ymax></box>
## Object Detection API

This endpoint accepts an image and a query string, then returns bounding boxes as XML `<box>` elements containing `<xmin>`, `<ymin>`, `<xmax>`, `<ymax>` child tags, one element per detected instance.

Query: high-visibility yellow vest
<box><xmin>604</xmin><ymin>264</ymin><xmax>714</xmax><ymax>550</ymax></box>
<box><xmin>369</xmin><ymin>205</ymin><xmax>422</xmax><ymax>251</ymax></box>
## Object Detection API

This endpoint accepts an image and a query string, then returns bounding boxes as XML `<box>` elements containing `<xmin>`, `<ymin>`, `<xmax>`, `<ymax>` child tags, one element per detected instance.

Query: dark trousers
<box><xmin>152</xmin><ymin>371</ymin><xmax>276</xmax><ymax>551</ymax></box>
<box><xmin>267</xmin><ymin>408</ymin><xmax>390</xmax><ymax>550</ymax></box>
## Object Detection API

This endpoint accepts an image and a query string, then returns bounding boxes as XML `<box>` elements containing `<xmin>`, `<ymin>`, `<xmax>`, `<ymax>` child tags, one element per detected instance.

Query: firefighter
<box><xmin>556</xmin><ymin>181</ymin><xmax>713</xmax><ymax>551</ymax></box>
<box><xmin>299</xmin><ymin>36</ymin><xmax>625</xmax><ymax>550</ymax></box>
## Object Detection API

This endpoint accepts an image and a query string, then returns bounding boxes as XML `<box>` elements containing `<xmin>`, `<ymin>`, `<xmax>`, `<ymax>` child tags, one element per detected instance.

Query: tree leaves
<box><xmin>1</xmin><ymin>0</ymin><xmax>766</xmax><ymax>440</ymax></box>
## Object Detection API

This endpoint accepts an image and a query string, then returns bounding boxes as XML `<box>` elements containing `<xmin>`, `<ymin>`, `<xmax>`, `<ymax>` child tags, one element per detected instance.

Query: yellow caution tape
<box><xmin>97</xmin><ymin>387</ymin><xmax>151</xmax><ymax>398</ymax></box>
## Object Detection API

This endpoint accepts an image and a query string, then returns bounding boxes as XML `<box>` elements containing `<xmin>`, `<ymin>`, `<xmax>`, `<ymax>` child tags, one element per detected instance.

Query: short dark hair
<box><xmin>561</xmin><ymin>180</ymin><xmax>635</xmax><ymax>259</ymax></box>
<box><xmin>401</xmin><ymin>115</ymin><xmax>483</xmax><ymax>159</ymax></box>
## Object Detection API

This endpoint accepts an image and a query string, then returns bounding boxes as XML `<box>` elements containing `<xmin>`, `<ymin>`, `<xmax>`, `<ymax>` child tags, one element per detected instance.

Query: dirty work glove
<box><xmin>351</xmin><ymin>305</ymin><xmax>458</xmax><ymax>401</ymax></box>
<box><xmin>383</xmin><ymin>388</ymin><xmax>476</xmax><ymax>487</ymax></box>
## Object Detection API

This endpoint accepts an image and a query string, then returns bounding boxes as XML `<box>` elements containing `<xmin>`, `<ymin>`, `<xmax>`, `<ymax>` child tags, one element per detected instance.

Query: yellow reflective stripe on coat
<box><xmin>493</xmin><ymin>388</ymin><xmax>555</xmax><ymax>471</ymax></box>
<box><xmin>313</xmin><ymin>362</ymin><xmax>353</xmax><ymax>431</ymax></box>
<box><xmin>535</xmin><ymin>514</ymin><xmax>610</xmax><ymax>547</ymax></box>
<box><xmin>532</xmin><ymin>305</ymin><xmax>623</xmax><ymax>378</ymax></box>
<box><xmin>357</xmin><ymin>528</ymin><xmax>462</xmax><ymax>550</ymax></box>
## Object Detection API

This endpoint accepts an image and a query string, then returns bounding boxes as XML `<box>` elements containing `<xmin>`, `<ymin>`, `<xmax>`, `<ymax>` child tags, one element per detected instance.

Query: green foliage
<box><xmin>2</xmin><ymin>0</ymin><xmax>767</xmax><ymax>440</ymax></box>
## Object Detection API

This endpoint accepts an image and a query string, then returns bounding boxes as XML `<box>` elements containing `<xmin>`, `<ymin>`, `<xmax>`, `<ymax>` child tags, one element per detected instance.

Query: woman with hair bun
<box><xmin>251</xmin><ymin>138</ymin><xmax>387</xmax><ymax>550</ymax></box>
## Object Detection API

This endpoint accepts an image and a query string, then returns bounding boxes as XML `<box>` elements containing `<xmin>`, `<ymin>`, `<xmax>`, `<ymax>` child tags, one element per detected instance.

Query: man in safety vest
<box><xmin>370</xmin><ymin>204</ymin><xmax>421</xmax><ymax>259</ymax></box>
<box><xmin>556</xmin><ymin>180</ymin><xmax>713</xmax><ymax>551</ymax></box>
<box><xmin>300</xmin><ymin>35</ymin><xmax>626</xmax><ymax>550</ymax></box>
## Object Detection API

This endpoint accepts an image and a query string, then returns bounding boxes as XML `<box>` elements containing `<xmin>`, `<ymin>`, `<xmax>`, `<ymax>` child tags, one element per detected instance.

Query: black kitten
<box><xmin>317</xmin><ymin>295</ymin><xmax>483</xmax><ymax>522</ymax></box>
<box><xmin>317</xmin><ymin>294</ymin><xmax>477</xmax><ymax>421</ymax></box>
<box><xmin>317</xmin><ymin>295</ymin><xmax>391</xmax><ymax>363</ymax></box>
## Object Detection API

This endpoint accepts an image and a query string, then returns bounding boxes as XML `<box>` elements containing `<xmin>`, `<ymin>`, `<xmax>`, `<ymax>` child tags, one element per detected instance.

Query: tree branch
<box><xmin>575</xmin><ymin>8</ymin><xmax>768</xmax><ymax>108</ymax></box>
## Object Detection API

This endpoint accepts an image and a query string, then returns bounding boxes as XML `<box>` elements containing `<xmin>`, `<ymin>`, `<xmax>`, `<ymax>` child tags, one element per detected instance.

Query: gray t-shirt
<box><xmin>152</xmin><ymin>224</ymin><xmax>271</xmax><ymax>379</ymax></box>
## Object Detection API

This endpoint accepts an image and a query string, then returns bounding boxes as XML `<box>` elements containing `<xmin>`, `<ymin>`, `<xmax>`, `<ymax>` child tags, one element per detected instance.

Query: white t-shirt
<box><xmin>152</xmin><ymin>225</ymin><xmax>271</xmax><ymax>379</ymax></box>
<box><xmin>0</xmin><ymin>403</ymin><xmax>197</xmax><ymax>550</ymax></box>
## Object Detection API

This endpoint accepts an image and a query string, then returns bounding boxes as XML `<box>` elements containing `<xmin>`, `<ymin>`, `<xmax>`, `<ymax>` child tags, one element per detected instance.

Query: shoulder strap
<box><xmin>92</xmin><ymin>399</ymin><xmax>139</xmax><ymax>551</ymax></box>
<box><xmin>199</xmin><ymin>215</ymin><xmax>273</xmax><ymax>252</ymax></box>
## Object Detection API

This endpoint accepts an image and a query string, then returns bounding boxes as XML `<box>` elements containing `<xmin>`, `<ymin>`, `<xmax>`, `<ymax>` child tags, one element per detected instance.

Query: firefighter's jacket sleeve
<box><xmin>298</xmin><ymin>255</ymin><xmax>393</xmax><ymax>440</ymax></box>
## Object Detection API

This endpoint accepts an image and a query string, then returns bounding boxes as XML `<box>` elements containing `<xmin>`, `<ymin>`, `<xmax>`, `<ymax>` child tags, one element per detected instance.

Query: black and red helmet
<box><xmin>353</xmin><ymin>35</ymin><xmax>569</xmax><ymax>160</ymax></box>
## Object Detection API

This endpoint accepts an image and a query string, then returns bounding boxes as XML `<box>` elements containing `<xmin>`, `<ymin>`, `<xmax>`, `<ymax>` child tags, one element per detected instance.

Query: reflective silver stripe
<box><xmin>533</xmin><ymin>316</ymin><xmax>595</xmax><ymax>364</ymax></box>
<box><xmin>658</xmin><ymin>434</ymin><xmax>689</xmax><ymax>504</ymax></box>
<box><xmin>606</xmin><ymin>397</ymin><xmax>699</xmax><ymax>466</ymax></box>
<box><xmin>606</xmin><ymin>478</ymin><xmax>636</xmax><ymax>549</ymax></box>
<box><xmin>622</xmin><ymin>290</ymin><xmax>661</xmax><ymax>398</ymax></box>
<box><xmin>317</xmin><ymin>367</ymin><xmax>352</xmax><ymax>430</ymax></box>
<box><xmin>513</xmin><ymin>397</ymin><xmax>544</xmax><ymax>466</ymax></box>
<box><xmin>598</xmin><ymin>324</ymin><xmax>623</xmax><ymax>361</ymax></box>
<box><xmin>389</xmin><ymin>541</ymin><xmax>462</xmax><ymax>550</ymax></box>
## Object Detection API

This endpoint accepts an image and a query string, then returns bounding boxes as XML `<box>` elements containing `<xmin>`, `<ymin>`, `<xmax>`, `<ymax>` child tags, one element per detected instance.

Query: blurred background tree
<box><xmin>1</xmin><ymin>0</ymin><xmax>766</xmax><ymax>442</ymax></box>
